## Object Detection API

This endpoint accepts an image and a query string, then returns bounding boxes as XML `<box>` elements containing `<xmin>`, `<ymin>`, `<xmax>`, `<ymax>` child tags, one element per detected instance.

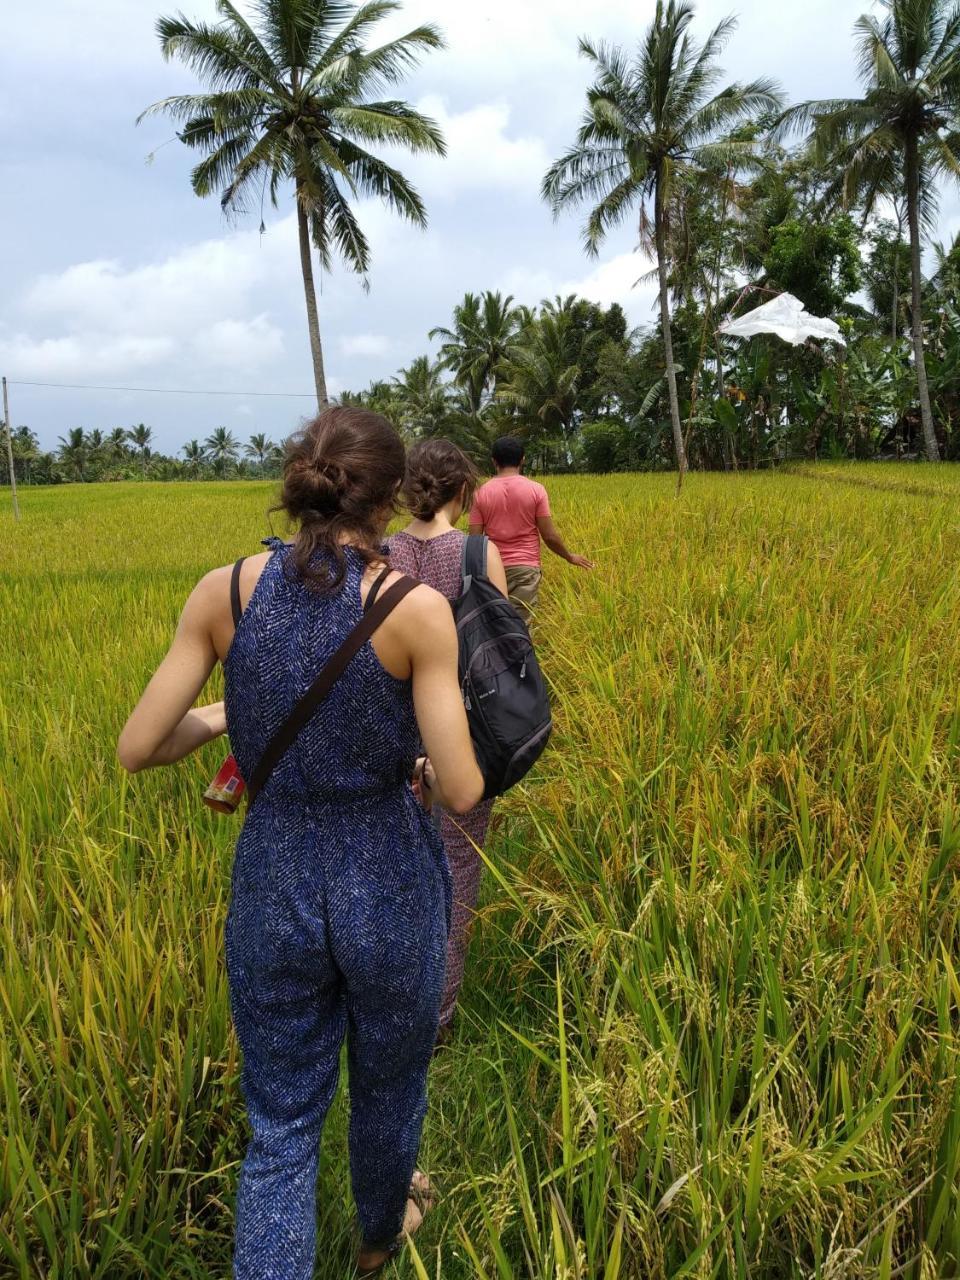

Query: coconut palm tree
<box><xmin>140</xmin><ymin>0</ymin><xmax>446</xmax><ymax>409</ymax></box>
<box><xmin>542</xmin><ymin>2</ymin><xmax>781</xmax><ymax>477</ymax></box>
<box><xmin>182</xmin><ymin>439</ymin><xmax>207</xmax><ymax>477</ymax></box>
<box><xmin>778</xmin><ymin>0</ymin><xmax>960</xmax><ymax>462</ymax></box>
<box><xmin>127</xmin><ymin>424</ymin><xmax>153</xmax><ymax>477</ymax></box>
<box><xmin>57</xmin><ymin>428</ymin><xmax>88</xmax><ymax>483</ymax></box>
<box><xmin>86</xmin><ymin>430</ymin><xmax>106</xmax><ymax>479</ymax></box>
<box><xmin>497</xmin><ymin>308</ymin><xmax>596</xmax><ymax>442</ymax></box>
<box><xmin>205</xmin><ymin>426</ymin><xmax>240</xmax><ymax>476</ymax></box>
<box><xmin>429</xmin><ymin>291</ymin><xmax>520</xmax><ymax>413</ymax></box>
<box><xmin>392</xmin><ymin>356</ymin><xmax>450</xmax><ymax>438</ymax></box>
<box><xmin>107</xmin><ymin>427</ymin><xmax>130</xmax><ymax>465</ymax></box>
<box><xmin>12</xmin><ymin>427</ymin><xmax>39</xmax><ymax>485</ymax></box>
<box><xmin>244</xmin><ymin>432</ymin><xmax>275</xmax><ymax>469</ymax></box>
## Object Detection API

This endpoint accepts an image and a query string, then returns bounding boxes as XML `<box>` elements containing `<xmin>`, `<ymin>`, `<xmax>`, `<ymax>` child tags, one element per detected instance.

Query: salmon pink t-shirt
<box><xmin>469</xmin><ymin>475</ymin><xmax>551</xmax><ymax>567</ymax></box>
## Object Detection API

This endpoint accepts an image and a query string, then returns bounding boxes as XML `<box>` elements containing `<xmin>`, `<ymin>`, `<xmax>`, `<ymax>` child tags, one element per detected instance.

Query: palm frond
<box><xmin>314</xmin><ymin>0</ymin><xmax>400</xmax><ymax>66</ymax></box>
<box><xmin>336</xmin><ymin>139</ymin><xmax>429</xmax><ymax>226</ymax></box>
<box><xmin>155</xmin><ymin>15</ymin><xmax>271</xmax><ymax>91</ymax></box>
<box><xmin>345</xmin><ymin>25</ymin><xmax>446</xmax><ymax>94</ymax></box>
<box><xmin>216</xmin><ymin>130</ymin><xmax>288</xmax><ymax>208</ymax></box>
<box><xmin>139</xmin><ymin>88</ymin><xmax>274</xmax><ymax>133</ymax></box>
<box><xmin>192</xmin><ymin>134</ymin><xmax>265</xmax><ymax>201</ymax></box>
<box><xmin>313</xmin><ymin>171</ymin><xmax>372</xmax><ymax>277</ymax></box>
<box><xmin>542</xmin><ymin>142</ymin><xmax>632</xmax><ymax>211</ymax></box>
<box><xmin>577</xmin><ymin>37</ymin><xmax>632</xmax><ymax>99</ymax></box>
<box><xmin>683</xmin><ymin>79</ymin><xmax>783</xmax><ymax>146</ymax></box>
<box><xmin>854</xmin><ymin>14</ymin><xmax>906</xmax><ymax>90</ymax></box>
<box><xmin>214</xmin><ymin>0</ymin><xmax>281</xmax><ymax>81</ymax></box>
<box><xmin>664</xmin><ymin>15</ymin><xmax>738</xmax><ymax>125</ymax></box>
<box><xmin>584</xmin><ymin>175</ymin><xmax>645</xmax><ymax>255</ymax></box>
<box><xmin>928</xmin><ymin>3</ymin><xmax>960</xmax><ymax>72</ymax></box>
<box><xmin>331</xmin><ymin>101</ymin><xmax>445</xmax><ymax>154</ymax></box>
<box><xmin>772</xmin><ymin>96</ymin><xmax>867</xmax><ymax>143</ymax></box>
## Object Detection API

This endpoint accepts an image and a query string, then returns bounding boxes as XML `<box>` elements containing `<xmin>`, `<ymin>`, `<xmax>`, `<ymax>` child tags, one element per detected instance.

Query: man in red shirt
<box><xmin>469</xmin><ymin>436</ymin><xmax>593</xmax><ymax>620</ymax></box>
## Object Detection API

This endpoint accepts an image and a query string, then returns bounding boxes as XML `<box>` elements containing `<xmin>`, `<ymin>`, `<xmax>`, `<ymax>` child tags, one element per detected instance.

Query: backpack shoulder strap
<box><xmin>230</xmin><ymin>558</ymin><xmax>245</xmax><ymax>629</ymax></box>
<box><xmin>245</xmin><ymin>574</ymin><xmax>419</xmax><ymax>807</ymax></box>
<box><xmin>461</xmin><ymin>534</ymin><xmax>488</xmax><ymax>594</ymax></box>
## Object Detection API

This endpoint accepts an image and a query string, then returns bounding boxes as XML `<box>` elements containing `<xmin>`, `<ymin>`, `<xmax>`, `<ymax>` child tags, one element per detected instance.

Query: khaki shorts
<box><xmin>505</xmin><ymin>565</ymin><xmax>542</xmax><ymax>621</ymax></box>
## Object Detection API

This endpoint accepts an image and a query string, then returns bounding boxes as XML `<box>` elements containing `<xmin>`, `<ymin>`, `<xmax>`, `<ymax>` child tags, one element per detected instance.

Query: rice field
<box><xmin>2</xmin><ymin>464</ymin><xmax>960</xmax><ymax>1279</ymax></box>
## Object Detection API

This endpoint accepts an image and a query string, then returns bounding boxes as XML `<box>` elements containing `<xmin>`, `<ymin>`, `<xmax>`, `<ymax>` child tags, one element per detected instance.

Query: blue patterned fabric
<box><xmin>223</xmin><ymin>539</ymin><xmax>451</xmax><ymax>1277</ymax></box>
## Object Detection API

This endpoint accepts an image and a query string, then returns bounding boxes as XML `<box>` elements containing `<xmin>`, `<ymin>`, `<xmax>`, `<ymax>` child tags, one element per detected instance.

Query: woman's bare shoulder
<box><xmin>189</xmin><ymin>552</ymin><xmax>273</xmax><ymax>616</ymax></box>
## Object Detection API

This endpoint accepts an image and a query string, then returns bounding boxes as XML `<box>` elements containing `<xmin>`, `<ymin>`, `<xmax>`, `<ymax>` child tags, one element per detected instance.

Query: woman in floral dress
<box><xmin>388</xmin><ymin>440</ymin><xmax>508</xmax><ymax>1038</ymax></box>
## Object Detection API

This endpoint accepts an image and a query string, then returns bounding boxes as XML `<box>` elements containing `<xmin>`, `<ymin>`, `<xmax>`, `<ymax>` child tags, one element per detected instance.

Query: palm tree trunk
<box><xmin>654</xmin><ymin>172</ymin><xmax>687</xmax><ymax>483</ymax></box>
<box><xmin>905</xmin><ymin>137</ymin><xmax>939</xmax><ymax>462</ymax></box>
<box><xmin>296</xmin><ymin>180</ymin><xmax>329</xmax><ymax>410</ymax></box>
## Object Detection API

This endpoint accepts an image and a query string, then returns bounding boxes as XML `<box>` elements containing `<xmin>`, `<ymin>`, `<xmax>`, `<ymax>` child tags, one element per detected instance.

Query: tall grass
<box><xmin>2</xmin><ymin>466</ymin><xmax>960</xmax><ymax>1278</ymax></box>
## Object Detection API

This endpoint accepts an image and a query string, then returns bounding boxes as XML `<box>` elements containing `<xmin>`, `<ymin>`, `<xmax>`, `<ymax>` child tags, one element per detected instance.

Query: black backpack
<box><xmin>454</xmin><ymin>536</ymin><xmax>552</xmax><ymax>799</ymax></box>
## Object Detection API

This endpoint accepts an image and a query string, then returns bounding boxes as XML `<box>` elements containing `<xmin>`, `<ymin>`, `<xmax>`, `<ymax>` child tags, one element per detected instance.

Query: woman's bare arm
<box><xmin>404</xmin><ymin>589</ymin><xmax>484</xmax><ymax>813</ymax></box>
<box><xmin>118</xmin><ymin>573</ymin><xmax>227</xmax><ymax>772</ymax></box>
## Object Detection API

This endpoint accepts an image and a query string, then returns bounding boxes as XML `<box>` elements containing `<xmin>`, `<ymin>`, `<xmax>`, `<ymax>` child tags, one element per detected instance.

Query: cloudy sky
<box><xmin>4</xmin><ymin>0</ymin><xmax>957</xmax><ymax>454</ymax></box>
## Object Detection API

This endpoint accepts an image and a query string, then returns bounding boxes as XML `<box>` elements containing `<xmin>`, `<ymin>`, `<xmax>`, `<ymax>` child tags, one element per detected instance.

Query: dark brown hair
<box><xmin>491</xmin><ymin>435</ymin><xmax>525</xmax><ymax>468</ymax></box>
<box><xmin>278</xmin><ymin>406</ymin><xmax>405</xmax><ymax>592</ymax></box>
<box><xmin>403</xmin><ymin>438</ymin><xmax>479</xmax><ymax>521</ymax></box>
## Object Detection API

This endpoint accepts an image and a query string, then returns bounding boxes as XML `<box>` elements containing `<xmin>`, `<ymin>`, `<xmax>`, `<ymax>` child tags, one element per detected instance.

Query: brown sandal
<box><xmin>356</xmin><ymin>1175</ymin><xmax>436</xmax><ymax>1276</ymax></box>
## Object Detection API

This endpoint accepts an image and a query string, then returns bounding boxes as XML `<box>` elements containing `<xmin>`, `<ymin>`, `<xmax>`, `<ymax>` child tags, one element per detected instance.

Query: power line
<box><xmin>8</xmin><ymin>379</ymin><xmax>317</xmax><ymax>399</ymax></box>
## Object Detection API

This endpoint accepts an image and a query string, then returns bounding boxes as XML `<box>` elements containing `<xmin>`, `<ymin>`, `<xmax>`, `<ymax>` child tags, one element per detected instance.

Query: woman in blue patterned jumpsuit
<box><xmin>119</xmin><ymin>407</ymin><xmax>485</xmax><ymax>1277</ymax></box>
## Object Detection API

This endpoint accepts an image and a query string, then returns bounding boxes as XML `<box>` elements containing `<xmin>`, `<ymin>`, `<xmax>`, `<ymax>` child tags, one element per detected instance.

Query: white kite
<box><xmin>718</xmin><ymin>292</ymin><xmax>846</xmax><ymax>347</ymax></box>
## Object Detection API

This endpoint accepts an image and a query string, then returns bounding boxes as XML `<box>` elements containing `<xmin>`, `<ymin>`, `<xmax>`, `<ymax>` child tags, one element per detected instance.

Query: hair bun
<box><xmin>285</xmin><ymin>455</ymin><xmax>343</xmax><ymax>519</ymax></box>
<box><xmin>403</xmin><ymin>438</ymin><xmax>478</xmax><ymax>520</ymax></box>
<box><xmin>276</xmin><ymin>405</ymin><xmax>406</xmax><ymax>594</ymax></box>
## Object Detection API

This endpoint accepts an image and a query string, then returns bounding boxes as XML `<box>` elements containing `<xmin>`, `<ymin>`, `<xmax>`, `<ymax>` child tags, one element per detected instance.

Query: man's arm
<box><xmin>468</xmin><ymin>521</ymin><xmax>484</xmax><ymax>536</ymax></box>
<box><xmin>536</xmin><ymin>515</ymin><xmax>594</xmax><ymax>569</ymax></box>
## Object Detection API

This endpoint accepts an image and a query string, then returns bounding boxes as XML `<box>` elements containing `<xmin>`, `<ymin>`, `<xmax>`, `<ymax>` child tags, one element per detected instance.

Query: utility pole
<box><xmin>2</xmin><ymin>378</ymin><xmax>20</xmax><ymax>522</ymax></box>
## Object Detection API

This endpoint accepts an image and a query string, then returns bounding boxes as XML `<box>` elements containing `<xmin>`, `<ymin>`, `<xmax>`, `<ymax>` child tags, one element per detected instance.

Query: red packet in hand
<box><xmin>203</xmin><ymin>754</ymin><xmax>246</xmax><ymax>814</ymax></box>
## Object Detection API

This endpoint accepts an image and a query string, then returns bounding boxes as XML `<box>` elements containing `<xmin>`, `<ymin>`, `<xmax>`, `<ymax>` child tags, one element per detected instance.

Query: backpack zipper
<box><xmin>502</xmin><ymin>720</ymin><xmax>552</xmax><ymax>780</ymax></box>
<box><xmin>463</xmin><ymin>634</ymin><xmax>532</xmax><ymax>705</ymax></box>
<box><xmin>456</xmin><ymin>597</ymin><xmax>522</xmax><ymax>632</ymax></box>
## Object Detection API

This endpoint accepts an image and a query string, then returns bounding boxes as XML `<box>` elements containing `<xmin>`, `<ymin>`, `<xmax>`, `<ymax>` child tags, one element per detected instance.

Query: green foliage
<box><xmin>764</xmin><ymin>214</ymin><xmax>862</xmax><ymax>316</ymax></box>
<box><xmin>777</xmin><ymin>0</ymin><xmax>960</xmax><ymax>460</ymax></box>
<box><xmin>864</xmin><ymin>217</ymin><xmax>912</xmax><ymax>337</ymax></box>
<box><xmin>579</xmin><ymin>420</ymin><xmax>626</xmax><ymax>472</ymax></box>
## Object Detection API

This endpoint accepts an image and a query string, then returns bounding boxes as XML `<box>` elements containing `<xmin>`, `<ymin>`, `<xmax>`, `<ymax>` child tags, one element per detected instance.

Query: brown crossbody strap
<box><xmin>245</xmin><ymin>574</ymin><xmax>418</xmax><ymax>808</ymax></box>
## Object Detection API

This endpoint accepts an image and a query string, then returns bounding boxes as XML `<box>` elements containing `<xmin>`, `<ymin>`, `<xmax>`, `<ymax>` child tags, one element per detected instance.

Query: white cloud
<box><xmin>340</xmin><ymin>333</ymin><xmax>394</xmax><ymax>357</ymax></box>
<box><xmin>500</xmin><ymin>251</ymin><xmax>659</xmax><ymax>326</ymax></box>
<box><xmin>1</xmin><ymin>222</ymin><xmax>300</xmax><ymax>383</ymax></box>
<box><xmin>203</xmin><ymin>316</ymin><xmax>285</xmax><ymax>368</ymax></box>
<box><xmin>406</xmin><ymin>97</ymin><xmax>550</xmax><ymax>197</ymax></box>
<box><xmin>0</xmin><ymin>333</ymin><xmax>178</xmax><ymax>380</ymax></box>
<box><xmin>567</xmin><ymin>252</ymin><xmax>659</xmax><ymax>317</ymax></box>
<box><xmin>24</xmin><ymin>237</ymin><xmax>279</xmax><ymax>333</ymax></box>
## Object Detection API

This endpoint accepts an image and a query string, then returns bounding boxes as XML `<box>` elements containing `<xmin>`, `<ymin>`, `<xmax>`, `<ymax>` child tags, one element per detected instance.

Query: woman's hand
<box><xmin>200</xmin><ymin>701</ymin><xmax>228</xmax><ymax>738</ymax></box>
<box><xmin>412</xmin><ymin>757</ymin><xmax>437</xmax><ymax>811</ymax></box>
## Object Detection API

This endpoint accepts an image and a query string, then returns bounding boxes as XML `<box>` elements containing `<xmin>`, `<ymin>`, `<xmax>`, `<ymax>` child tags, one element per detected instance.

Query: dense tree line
<box><xmin>135</xmin><ymin>0</ymin><xmax>960</xmax><ymax>473</ymax></box>
<box><xmin>7</xmin><ymin>0</ymin><xmax>960</xmax><ymax>481</ymax></box>
<box><xmin>0</xmin><ymin>425</ymin><xmax>283</xmax><ymax>485</ymax></box>
<box><xmin>9</xmin><ymin>214</ymin><xmax>959</xmax><ymax>485</ymax></box>
<box><xmin>336</xmin><ymin>226</ymin><xmax>960</xmax><ymax>471</ymax></box>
